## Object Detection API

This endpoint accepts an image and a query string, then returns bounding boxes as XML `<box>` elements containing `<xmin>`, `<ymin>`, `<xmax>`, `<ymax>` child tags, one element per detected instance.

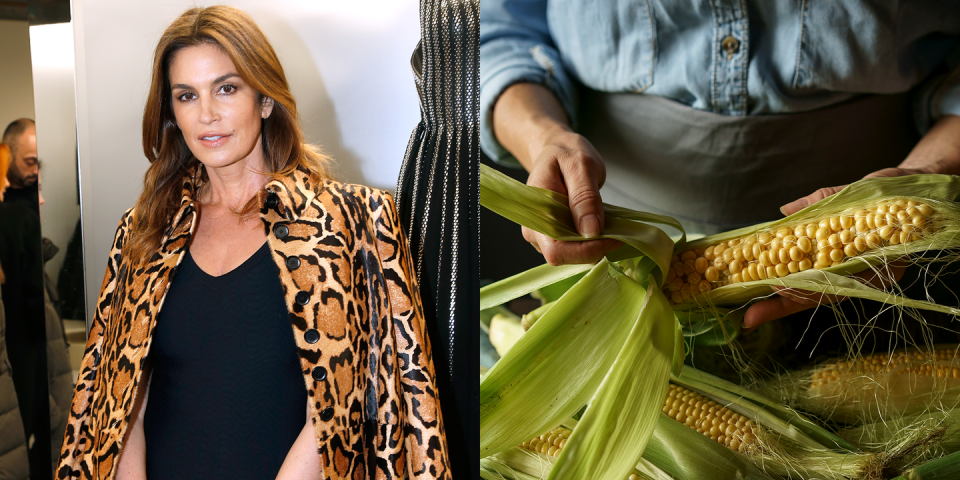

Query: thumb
<box><xmin>779</xmin><ymin>185</ymin><xmax>847</xmax><ymax>216</ymax></box>
<box><xmin>566</xmin><ymin>181</ymin><xmax>605</xmax><ymax>239</ymax></box>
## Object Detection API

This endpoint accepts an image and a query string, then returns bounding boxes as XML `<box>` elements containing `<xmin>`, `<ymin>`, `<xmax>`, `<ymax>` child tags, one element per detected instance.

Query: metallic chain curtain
<box><xmin>395</xmin><ymin>0</ymin><xmax>479</xmax><ymax>476</ymax></box>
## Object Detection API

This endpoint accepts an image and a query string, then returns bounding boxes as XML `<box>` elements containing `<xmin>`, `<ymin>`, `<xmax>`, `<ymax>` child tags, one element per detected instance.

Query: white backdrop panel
<box><xmin>74</xmin><ymin>0</ymin><xmax>421</xmax><ymax>325</ymax></box>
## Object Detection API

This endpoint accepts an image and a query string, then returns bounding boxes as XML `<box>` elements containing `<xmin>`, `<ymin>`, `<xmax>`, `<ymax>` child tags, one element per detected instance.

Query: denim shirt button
<box><xmin>722</xmin><ymin>36</ymin><xmax>740</xmax><ymax>56</ymax></box>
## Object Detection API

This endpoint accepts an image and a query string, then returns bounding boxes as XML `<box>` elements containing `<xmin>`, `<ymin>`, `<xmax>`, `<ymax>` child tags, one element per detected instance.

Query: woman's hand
<box><xmin>493</xmin><ymin>83</ymin><xmax>622</xmax><ymax>265</ymax></box>
<box><xmin>742</xmin><ymin>115</ymin><xmax>960</xmax><ymax>333</ymax></box>
<box><xmin>275</xmin><ymin>401</ymin><xmax>323</xmax><ymax>480</ymax></box>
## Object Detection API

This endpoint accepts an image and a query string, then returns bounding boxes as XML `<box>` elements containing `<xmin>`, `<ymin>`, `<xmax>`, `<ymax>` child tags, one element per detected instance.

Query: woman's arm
<box><xmin>116</xmin><ymin>363</ymin><xmax>151</xmax><ymax>480</ymax></box>
<box><xmin>275</xmin><ymin>400</ymin><xmax>323</xmax><ymax>480</ymax></box>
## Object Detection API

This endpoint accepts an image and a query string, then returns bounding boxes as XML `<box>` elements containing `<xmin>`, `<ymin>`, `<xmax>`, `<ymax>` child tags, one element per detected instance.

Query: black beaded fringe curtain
<box><xmin>395</xmin><ymin>0</ymin><xmax>479</xmax><ymax>477</ymax></box>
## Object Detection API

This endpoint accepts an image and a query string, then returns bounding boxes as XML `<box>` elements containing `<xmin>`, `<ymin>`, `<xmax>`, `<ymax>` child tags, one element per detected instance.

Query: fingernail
<box><xmin>780</xmin><ymin>199</ymin><xmax>808</xmax><ymax>216</ymax></box>
<box><xmin>579</xmin><ymin>214</ymin><xmax>601</xmax><ymax>239</ymax></box>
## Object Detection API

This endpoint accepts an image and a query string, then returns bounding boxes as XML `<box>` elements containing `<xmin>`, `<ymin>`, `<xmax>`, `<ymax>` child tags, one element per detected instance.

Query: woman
<box><xmin>57</xmin><ymin>7</ymin><xmax>450</xmax><ymax>480</ymax></box>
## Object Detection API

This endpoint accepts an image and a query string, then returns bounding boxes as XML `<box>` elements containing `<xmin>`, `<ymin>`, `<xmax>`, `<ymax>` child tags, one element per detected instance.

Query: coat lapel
<box><xmin>93</xmin><ymin>170</ymin><xmax>199</xmax><ymax>478</ymax></box>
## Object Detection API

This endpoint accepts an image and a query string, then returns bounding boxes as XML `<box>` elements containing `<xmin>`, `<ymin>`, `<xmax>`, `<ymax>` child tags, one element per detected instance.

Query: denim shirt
<box><xmin>480</xmin><ymin>0</ymin><xmax>960</xmax><ymax>167</ymax></box>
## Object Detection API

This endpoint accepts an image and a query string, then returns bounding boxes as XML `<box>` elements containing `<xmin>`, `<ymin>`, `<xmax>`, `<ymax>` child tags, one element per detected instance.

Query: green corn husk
<box><xmin>480</xmin><ymin>259</ymin><xmax>681</xmax><ymax>480</ymax></box>
<box><xmin>481</xmin><ymin>445</ymin><xmax>664</xmax><ymax>480</ymax></box>
<box><xmin>480</xmin><ymin>163</ymin><xmax>682</xmax><ymax>287</ymax></box>
<box><xmin>481</xmin><ymin>263</ymin><xmax>592</xmax><ymax>311</ymax></box>
<box><xmin>549</xmin><ymin>280</ymin><xmax>679</xmax><ymax>480</ymax></box>
<box><xmin>489</xmin><ymin>375</ymin><xmax>867</xmax><ymax>480</ymax></box>
<box><xmin>485</xmin><ymin>327</ymin><xmax>867</xmax><ymax>480</ymax></box>
<box><xmin>840</xmin><ymin>408</ymin><xmax>960</xmax><ymax>468</ymax></box>
<box><xmin>889</xmin><ymin>449</ymin><xmax>960</xmax><ymax>480</ymax></box>
<box><xmin>484</xmin><ymin>355</ymin><xmax>942</xmax><ymax>479</ymax></box>
<box><xmin>521</xmin><ymin>299</ymin><xmax>737</xmax><ymax>347</ymax></box>
<box><xmin>520</xmin><ymin>301</ymin><xmax>555</xmax><ymax>331</ymax></box>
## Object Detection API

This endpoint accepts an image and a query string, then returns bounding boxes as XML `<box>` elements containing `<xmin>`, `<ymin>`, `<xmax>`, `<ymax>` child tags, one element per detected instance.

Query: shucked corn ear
<box><xmin>665</xmin><ymin>198</ymin><xmax>940</xmax><ymax>305</ymax></box>
<box><xmin>790</xmin><ymin>346</ymin><xmax>960</xmax><ymax>423</ymax></box>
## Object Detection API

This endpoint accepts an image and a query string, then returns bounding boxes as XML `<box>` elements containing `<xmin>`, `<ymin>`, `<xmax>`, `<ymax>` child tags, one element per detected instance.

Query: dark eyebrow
<box><xmin>171</xmin><ymin>73</ymin><xmax>240</xmax><ymax>91</ymax></box>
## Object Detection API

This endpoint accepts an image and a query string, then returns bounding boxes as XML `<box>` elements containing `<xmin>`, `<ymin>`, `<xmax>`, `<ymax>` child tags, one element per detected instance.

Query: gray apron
<box><xmin>579</xmin><ymin>90</ymin><xmax>919</xmax><ymax>237</ymax></box>
<box><xmin>579</xmin><ymin>91</ymin><xmax>925</xmax><ymax>379</ymax></box>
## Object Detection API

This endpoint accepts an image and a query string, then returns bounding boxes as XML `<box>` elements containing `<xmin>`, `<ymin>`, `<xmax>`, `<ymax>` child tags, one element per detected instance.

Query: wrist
<box><xmin>493</xmin><ymin>82</ymin><xmax>573</xmax><ymax>171</ymax></box>
<box><xmin>898</xmin><ymin>115</ymin><xmax>960</xmax><ymax>176</ymax></box>
<box><xmin>525</xmin><ymin>122</ymin><xmax>575</xmax><ymax>170</ymax></box>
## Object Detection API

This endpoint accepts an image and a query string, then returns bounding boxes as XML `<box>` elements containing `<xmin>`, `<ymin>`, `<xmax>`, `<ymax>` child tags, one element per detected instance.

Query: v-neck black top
<box><xmin>143</xmin><ymin>242</ymin><xmax>306</xmax><ymax>479</ymax></box>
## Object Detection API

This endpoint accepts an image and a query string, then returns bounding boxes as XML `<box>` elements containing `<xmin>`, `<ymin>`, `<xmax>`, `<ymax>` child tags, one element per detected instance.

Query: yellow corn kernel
<box><xmin>664</xmin><ymin>199</ymin><xmax>939</xmax><ymax>303</ymax></box>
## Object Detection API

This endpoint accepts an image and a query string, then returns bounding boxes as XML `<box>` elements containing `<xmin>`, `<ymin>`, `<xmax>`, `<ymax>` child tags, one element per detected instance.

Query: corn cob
<box><xmin>782</xmin><ymin>347</ymin><xmax>960</xmax><ymax>424</ymax></box>
<box><xmin>521</xmin><ymin>384</ymin><xmax>763</xmax><ymax>460</ymax></box>
<box><xmin>810</xmin><ymin>349</ymin><xmax>960</xmax><ymax>387</ymax></box>
<box><xmin>663</xmin><ymin>199</ymin><xmax>940</xmax><ymax>304</ymax></box>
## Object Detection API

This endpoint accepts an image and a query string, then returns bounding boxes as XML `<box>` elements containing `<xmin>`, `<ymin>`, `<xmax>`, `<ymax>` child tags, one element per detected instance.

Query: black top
<box><xmin>144</xmin><ymin>242</ymin><xmax>307</xmax><ymax>480</ymax></box>
<box><xmin>0</xmin><ymin>202</ymin><xmax>44</xmax><ymax>343</ymax></box>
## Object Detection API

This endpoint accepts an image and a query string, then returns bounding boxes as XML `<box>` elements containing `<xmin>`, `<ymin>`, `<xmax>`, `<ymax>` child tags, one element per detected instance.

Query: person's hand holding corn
<box><xmin>743</xmin><ymin>116</ymin><xmax>960</xmax><ymax>332</ymax></box>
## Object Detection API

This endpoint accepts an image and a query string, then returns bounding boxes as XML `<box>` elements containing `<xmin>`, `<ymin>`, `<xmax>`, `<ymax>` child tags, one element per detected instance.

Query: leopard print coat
<box><xmin>56</xmin><ymin>165</ymin><xmax>451</xmax><ymax>479</ymax></box>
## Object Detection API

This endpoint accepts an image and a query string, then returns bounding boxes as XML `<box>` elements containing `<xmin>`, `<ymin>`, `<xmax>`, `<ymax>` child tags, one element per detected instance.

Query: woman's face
<box><xmin>168</xmin><ymin>43</ymin><xmax>274</xmax><ymax>170</ymax></box>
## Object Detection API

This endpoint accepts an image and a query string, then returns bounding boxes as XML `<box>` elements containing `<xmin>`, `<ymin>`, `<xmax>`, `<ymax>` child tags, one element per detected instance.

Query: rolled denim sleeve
<box><xmin>480</xmin><ymin>0</ymin><xmax>578</xmax><ymax>167</ymax></box>
<box><xmin>914</xmin><ymin>43</ymin><xmax>960</xmax><ymax>133</ymax></box>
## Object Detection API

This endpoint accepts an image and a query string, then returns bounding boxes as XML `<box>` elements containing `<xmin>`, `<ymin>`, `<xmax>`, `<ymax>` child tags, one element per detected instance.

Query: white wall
<box><xmin>0</xmin><ymin>20</ymin><xmax>35</xmax><ymax>140</ymax></box>
<box><xmin>30</xmin><ymin>23</ymin><xmax>81</xmax><ymax>295</ymax></box>
<box><xmin>74</xmin><ymin>0</ymin><xmax>421</xmax><ymax>325</ymax></box>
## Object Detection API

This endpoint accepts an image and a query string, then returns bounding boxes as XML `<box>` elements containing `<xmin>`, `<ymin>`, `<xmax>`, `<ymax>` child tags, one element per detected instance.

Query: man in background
<box><xmin>1</xmin><ymin>117</ymin><xmax>53</xmax><ymax>478</ymax></box>
<box><xmin>2</xmin><ymin>118</ymin><xmax>39</xmax><ymax>215</ymax></box>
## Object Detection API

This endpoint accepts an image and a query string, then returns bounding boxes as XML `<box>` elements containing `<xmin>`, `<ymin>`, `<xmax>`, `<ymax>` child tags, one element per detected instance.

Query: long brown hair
<box><xmin>130</xmin><ymin>5</ymin><xmax>329</xmax><ymax>264</ymax></box>
<box><xmin>0</xmin><ymin>143</ymin><xmax>10</xmax><ymax>283</ymax></box>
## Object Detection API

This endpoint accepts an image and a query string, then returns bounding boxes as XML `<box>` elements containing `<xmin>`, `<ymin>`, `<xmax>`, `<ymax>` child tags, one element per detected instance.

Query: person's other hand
<box><xmin>777</xmin><ymin>167</ymin><xmax>932</xmax><ymax>217</ymax></box>
<box><xmin>522</xmin><ymin>129</ymin><xmax>622</xmax><ymax>265</ymax></box>
<box><xmin>741</xmin><ymin>167</ymin><xmax>921</xmax><ymax>333</ymax></box>
<box><xmin>492</xmin><ymin>82</ymin><xmax>622</xmax><ymax>265</ymax></box>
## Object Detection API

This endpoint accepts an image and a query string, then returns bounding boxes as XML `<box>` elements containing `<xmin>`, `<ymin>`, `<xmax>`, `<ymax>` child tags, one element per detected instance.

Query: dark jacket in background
<box><xmin>0</xmin><ymin>201</ymin><xmax>51</xmax><ymax>479</ymax></box>
<box><xmin>0</xmin><ymin>203</ymin><xmax>45</xmax><ymax>343</ymax></box>
<box><xmin>0</xmin><ymin>285</ymin><xmax>30</xmax><ymax>480</ymax></box>
<box><xmin>2</xmin><ymin>184</ymin><xmax>39</xmax><ymax>217</ymax></box>
<box><xmin>44</xmin><ymin>285</ymin><xmax>72</xmax><ymax>470</ymax></box>
<box><xmin>40</xmin><ymin>237</ymin><xmax>73</xmax><ymax>468</ymax></box>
